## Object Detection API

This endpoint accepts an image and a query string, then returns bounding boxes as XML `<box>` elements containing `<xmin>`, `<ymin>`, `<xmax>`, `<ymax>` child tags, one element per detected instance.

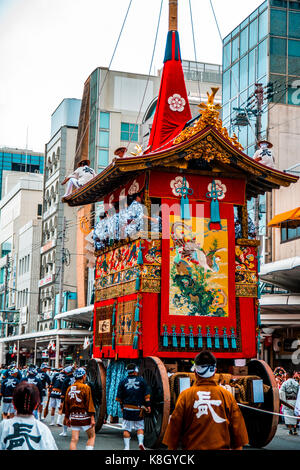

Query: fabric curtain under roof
<box><xmin>268</xmin><ymin>207</ymin><xmax>300</xmax><ymax>227</ymax></box>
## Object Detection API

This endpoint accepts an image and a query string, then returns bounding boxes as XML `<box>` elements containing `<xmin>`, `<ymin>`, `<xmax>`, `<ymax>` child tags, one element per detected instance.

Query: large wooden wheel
<box><xmin>86</xmin><ymin>358</ymin><xmax>107</xmax><ymax>433</ymax></box>
<box><xmin>139</xmin><ymin>356</ymin><xmax>170</xmax><ymax>449</ymax></box>
<box><xmin>241</xmin><ymin>359</ymin><xmax>279</xmax><ymax>448</ymax></box>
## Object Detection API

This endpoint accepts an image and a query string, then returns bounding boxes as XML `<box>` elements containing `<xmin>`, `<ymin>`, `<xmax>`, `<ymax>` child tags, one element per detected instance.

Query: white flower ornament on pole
<box><xmin>168</xmin><ymin>94</ymin><xmax>186</xmax><ymax>112</ymax></box>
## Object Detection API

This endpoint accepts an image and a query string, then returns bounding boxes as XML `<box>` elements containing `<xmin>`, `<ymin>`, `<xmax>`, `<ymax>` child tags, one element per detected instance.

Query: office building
<box><xmin>0</xmin><ymin>148</ymin><xmax>44</xmax><ymax>198</ymax></box>
<box><xmin>222</xmin><ymin>0</ymin><xmax>300</xmax><ymax>367</ymax></box>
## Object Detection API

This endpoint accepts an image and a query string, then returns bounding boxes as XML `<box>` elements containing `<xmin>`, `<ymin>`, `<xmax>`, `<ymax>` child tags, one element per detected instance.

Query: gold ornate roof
<box><xmin>63</xmin><ymin>88</ymin><xmax>298</xmax><ymax>207</ymax></box>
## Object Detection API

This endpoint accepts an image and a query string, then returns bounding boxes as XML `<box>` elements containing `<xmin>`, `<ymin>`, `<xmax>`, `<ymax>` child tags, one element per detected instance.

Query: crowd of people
<box><xmin>1</xmin><ymin>358</ymin><xmax>300</xmax><ymax>451</ymax></box>
<box><xmin>0</xmin><ymin>362</ymin><xmax>95</xmax><ymax>450</ymax></box>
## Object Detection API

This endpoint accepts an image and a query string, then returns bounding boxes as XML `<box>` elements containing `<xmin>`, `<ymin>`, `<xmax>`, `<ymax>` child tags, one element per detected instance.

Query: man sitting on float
<box><xmin>253</xmin><ymin>140</ymin><xmax>275</xmax><ymax>168</ymax></box>
<box><xmin>62</xmin><ymin>158</ymin><xmax>96</xmax><ymax>198</ymax></box>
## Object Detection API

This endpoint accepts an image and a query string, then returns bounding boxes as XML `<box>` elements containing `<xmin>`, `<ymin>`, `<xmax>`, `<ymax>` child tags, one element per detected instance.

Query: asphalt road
<box><xmin>44</xmin><ymin>416</ymin><xmax>300</xmax><ymax>451</ymax></box>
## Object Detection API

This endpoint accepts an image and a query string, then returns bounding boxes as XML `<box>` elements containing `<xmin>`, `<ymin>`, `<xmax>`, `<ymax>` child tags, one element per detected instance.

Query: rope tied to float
<box><xmin>238</xmin><ymin>402</ymin><xmax>300</xmax><ymax>420</ymax></box>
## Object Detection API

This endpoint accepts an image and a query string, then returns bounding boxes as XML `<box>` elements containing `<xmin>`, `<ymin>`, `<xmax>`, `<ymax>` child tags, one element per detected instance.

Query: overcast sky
<box><xmin>0</xmin><ymin>0</ymin><xmax>263</xmax><ymax>152</ymax></box>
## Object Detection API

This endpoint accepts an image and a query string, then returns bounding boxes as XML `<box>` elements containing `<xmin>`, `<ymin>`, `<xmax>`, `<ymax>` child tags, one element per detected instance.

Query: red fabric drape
<box><xmin>146</xmin><ymin>31</ymin><xmax>191</xmax><ymax>153</ymax></box>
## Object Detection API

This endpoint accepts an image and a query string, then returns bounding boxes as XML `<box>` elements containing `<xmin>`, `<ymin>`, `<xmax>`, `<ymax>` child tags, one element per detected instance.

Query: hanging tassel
<box><xmin>181</xmin><ymin>194</ymin><xmax>191</xmax><ymax>220</ymax></box>
<box><xmin>112</xmin><ymin>302</ymin><xmax>117</xmax><ymax>326</ymax></box>
<box><xmin>177</xmin><ymin>177</ymin><xmax>193</xmax><ymax>220</ymax></box>
<box><xmin>214</xmin><ymin>327</ymin><xmax>220</xmax><ymax>349</ymax></box>
<box><xmin>133</xmin><ymin>325</ymin><xmax>139</xmax><ymax>350</ymax></box>
<box><xmin>137</xmin><ymin>241</ymin><xmax>144</xmax><ymax>265</ymax></box>
<box><xmin>112</xmin><ymin>330</ymin><xmax>116</xmax><ymax>350</ymax></box>
<box><xmin>180</xmin><ymin>327</ymin><xmax>185</xmax><ymax>348</ymax></box>
<box><xmin>172</xmin><ymin>326</ymin><xmax>178</xmax><ymax>347</ymax></box>
<box><xmin>207</xmin><ymin>180</ymin><xmax>222</xmax><ymax>231</ymax></box>
<box><xmin>135</xmin><ymin>270</ymin><xmax>141</xmax><ymax>291</ymax></box>
<box><xmin>163</xmin><ymin>325</ymin><xmax>168</xmax><ymax>347</ymax></box>
<box><xmin>230</xmin><ymin>327</ymin><xmax>237</xmax><ymax>349</ymax></box>
<box><xmin>134</xmin><ymin>296</ymin><xmax>141</xmax><ymax>322</ymax></box>
<box><xmin>189</xmin><ymin>327</ymin><xmax>194</xmax><ymax>348</ymax></box>
<box><xmin>223</xmin><ymin>328</ymin><xmax>229</xmax><ymax>349</ymax></box>
<box><xmin>197</xmin><ymin>326</ymin><xmax>203</xmax><ymax>348</ymax></box>
<box><xmin>206</xmin><ymin>327</ymin><xmax>212</xmax><ymax>348</ymax></box>
<box><xmin>210</xmin><ymin>198</ymin><xmax>221</xmax><ymax>224</ymax></box>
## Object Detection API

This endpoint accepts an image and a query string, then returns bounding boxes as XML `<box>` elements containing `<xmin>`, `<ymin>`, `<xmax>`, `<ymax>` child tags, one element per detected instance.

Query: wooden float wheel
<box><xmin>86</xmin><ymin>358</ymin><xmax>107</xmax><ymax>433</ymax></box>
<box><xmin>241</xmin><ymin>359</ymin><xmax>279</xmax><ymax>448</ymax></box>
<box><xmin>139</xmin><ymin>356</ymin><xmax>171</xmax><ymax>449</ymax></box>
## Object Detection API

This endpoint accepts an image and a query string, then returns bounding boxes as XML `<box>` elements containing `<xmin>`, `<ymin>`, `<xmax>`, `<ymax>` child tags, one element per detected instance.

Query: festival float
<box><xmin>63</xmin><ymin>0</ymin><xmax>298</xmax><ymax>448</ymax></box>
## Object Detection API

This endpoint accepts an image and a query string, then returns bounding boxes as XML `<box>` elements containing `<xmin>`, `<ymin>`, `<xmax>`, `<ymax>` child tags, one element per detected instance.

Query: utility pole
<box><xmin>1</xmin><ymin>256</ymin><xmax>10</xmax><ymax>338</ymax></box>
<box><xmin>58</xmin><ymin>217</ymin><xmax>66</xmax><ymax>321</ymax></box>
<box><xmin>55</xmin><ymin>216</ymin><xmax>66</xmax><ymax>368</ymax></box>
<box><xmin>254</xmin><ymin>83</ymin><xmax>264</xmax><ymax>238</ymax></box>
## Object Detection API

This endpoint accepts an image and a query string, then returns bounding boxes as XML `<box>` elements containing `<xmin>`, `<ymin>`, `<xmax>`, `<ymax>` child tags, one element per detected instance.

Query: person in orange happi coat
<box><xmin>64</xmin><ymin>368</ymin><xmax>95</xmax><ymax>451</ymax></box>
<box><xmin>162</xmin><ymin>350</ymin><xmax>249</xmax><ymax>450</ymax></box>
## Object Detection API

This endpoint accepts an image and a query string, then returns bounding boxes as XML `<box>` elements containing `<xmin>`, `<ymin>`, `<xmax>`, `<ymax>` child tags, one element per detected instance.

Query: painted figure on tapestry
<box><xmin>169</xmin><ymin>216</ymin><xmax>228</xmax><ymax>317</ymax></box>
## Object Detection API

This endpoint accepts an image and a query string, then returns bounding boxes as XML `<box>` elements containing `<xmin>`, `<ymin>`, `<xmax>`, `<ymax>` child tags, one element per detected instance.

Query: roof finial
<box><xmin>169</xmin><ymin>0</ymin><xmax>178</xmax><ymax>31</ymax></box>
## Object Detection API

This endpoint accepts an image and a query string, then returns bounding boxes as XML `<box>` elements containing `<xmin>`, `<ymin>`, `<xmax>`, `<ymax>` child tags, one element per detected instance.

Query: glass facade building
<box><xmin>222</xmin><ymin>0</ymin><xmax>300</xmax><ymax>156</ymax></box>
<box><xmin>222</xmin><ymin>0</ymin><xmax>300</xmax><ymax>235</ymax></box>
<box><xmin>0</xmin><ymin>149</ymin><xmax>44</xmax><ymax>197</ymax></box>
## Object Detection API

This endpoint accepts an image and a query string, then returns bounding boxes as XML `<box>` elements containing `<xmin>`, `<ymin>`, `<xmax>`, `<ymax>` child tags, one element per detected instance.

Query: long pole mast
<box><xmin>169</xmin><ymin>0</ymin><xmax>178</xmax><ymax>31</ymax></box>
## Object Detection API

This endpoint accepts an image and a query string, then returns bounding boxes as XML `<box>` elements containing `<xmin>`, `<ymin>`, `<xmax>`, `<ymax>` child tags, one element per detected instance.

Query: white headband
<box><xmin>192</xmin><ymin>364</ymin><xmax>216</xmax><ymax>378</ymax></box>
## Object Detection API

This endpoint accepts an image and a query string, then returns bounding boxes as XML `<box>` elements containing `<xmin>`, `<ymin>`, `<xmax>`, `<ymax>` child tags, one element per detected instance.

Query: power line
<box><xmin>69</xmin><ymin>0</ymin><xmax>133</xmax><ymax>174</ymax></box>
<box><xmin>189</xmin><ymin>0</ymin><xmax>202</xmax><ymax>101</ymax></box>
<box><xmin>208</xmin><ymin>0</ymin><xmax>257</xmax><ymax>143</ymax></box>
<box><xmin>127</xmin><ymin>0</ymin><xmax>163</xmax><ymax>149</ymax></box>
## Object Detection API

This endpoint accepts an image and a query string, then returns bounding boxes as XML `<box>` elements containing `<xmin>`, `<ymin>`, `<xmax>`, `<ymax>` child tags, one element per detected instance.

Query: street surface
<box><xmin>39</xmin><ymin>415</ymin><xmax>300</xmax><ymax>451</ymax></box>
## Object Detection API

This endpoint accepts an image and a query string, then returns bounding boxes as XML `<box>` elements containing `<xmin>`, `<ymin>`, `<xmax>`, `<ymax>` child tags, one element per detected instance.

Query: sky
<box><xmin>0</xmin><ymin>0</ymin><xmax>263</xmax><ymax>152</ymax></box>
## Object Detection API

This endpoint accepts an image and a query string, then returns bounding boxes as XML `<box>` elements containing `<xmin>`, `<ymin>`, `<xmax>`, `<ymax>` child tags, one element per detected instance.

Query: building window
<box><xmin>222</xmin><ymin>70</ymin><xmax>231</xmax><ymax>103</ymax></box>
<box><xmin>288</xmin><ymin>39</ymin><xmax>300</xmax><ymax>76</ymax></box>
<box><xmin>270</xmin><ymin>8</ymin><xmax>287</xmax><ymax>36</ymax></box>
<box><xmin>100</xmin><ymin>112</ymin><xmax>110</xmax><ymax>129</ymax></box>
<box><xmin>231</xmin><ymin>62</ymin><xmax>239</xmax><ymax>97</ymax></box>
<box><xmin>240</xmin><ymin>27</ymin><xmax>249</xmax><ymax>57</ymax></box>
<box><xmin>258</xmin><ymin>8</ymin><xmax>268</xmax><ymax>41</ymax></box>
<box><xmin>121</xmin><ymin>122</ymin><xmax>139</xmax><ymax>142</ymax></box>
<box><xmin>223</xmin><ymin>42</ymin><xmax>231</xmax><ymax>70</ymax></box>
<box><xmin>281</xmin><ymin>222</ymin><xmax>300</xmax><ymax>242</ymax></box>
<box><xmin>231</xmin><ymin>36</ymin><xmax>239</xmax><ymax>63</ymax></box>
<box><xmin>248</xmin><ymin>48</ymin><xmax>256</xmax><ymax>86</ymax></box>
<box><xmin>270</xmin><ymin>37</ymin><xmax>287</xmax><ymax>74</ymax></box>
<box><xmin>98</xmin><ymin>150</ymin><xmax>109</xmax><ymax>167</ymax></box>
<box><xmin>37</xmin><ymin>204</ymin><xmax>42</xmax><ymax>216</ymax></box>
<box><xmin>239</xmin><ymin>55</ymin><xmax>248</xmax><ymax>91</ymax></box>
<box><xmin>258</xmin><ymin>39</ymin><xmax>267</xmax><ymax>79</ymax></box>
<box><xmin>99</xmin><ymin>130</ymin><xmax>109</xmax><ymax>148</ymax></box>
<box><xmin>249</xmin><ymin>18</ymin><xmax>258</xmax><ymax>50</ymax></box>
<box><xmin>1</xmin><ymin>239</ymin><xmax>11</xmax><ymax>258</ymax></box>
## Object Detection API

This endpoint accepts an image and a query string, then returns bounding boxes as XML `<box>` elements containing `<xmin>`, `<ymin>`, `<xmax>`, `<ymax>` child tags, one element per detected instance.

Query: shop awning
<box><xmin>260</xmin><ymin>294</ymin><xmax>300</xmax><ymax>326</ymax></box>
<box><xmin>54</xmin><ymin>304</ymin><xmax>94</xmax><ymax>326</ymax></box>
<box><xmin>268</xmin><ymin>207</ymin><xmax>300</xmax><ymax>228</ymax></box>
<box><xmin>259</xmin><ymin>257</ymin><xmax>300</xmax><ymax>291</ymax></box>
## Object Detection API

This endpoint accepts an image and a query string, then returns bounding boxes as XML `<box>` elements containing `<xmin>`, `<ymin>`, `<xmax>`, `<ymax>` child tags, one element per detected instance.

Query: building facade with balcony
<box><xmin>38</xmin><ymin>100</ymin><xmax>80</xmax><ymax>331</ymax></box>
<box><xmin>0</xmin><ymin>173</ymin><xmax>43</xmax><ymax>364</ymax></box>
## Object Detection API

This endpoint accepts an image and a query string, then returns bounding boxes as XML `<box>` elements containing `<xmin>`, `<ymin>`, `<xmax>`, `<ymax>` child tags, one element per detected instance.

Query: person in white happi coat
<box><xmin>279</xmin><ymin>371</ymin><xmax>300</xmax><ymax>435</ymax></box>
<box><xmin>62</xmin><ymin>159</ymin><xmax>96</xmax><ymax>198</ymax></box>
<box><xmin>0</xmin><ymin>382</ymin><xmax>57</xmax><ymax>450</ymax></box>
<box><xmin>253</xmin><ymin>140</ymin><xmax>275</xmax><ymax>168</ymax></box>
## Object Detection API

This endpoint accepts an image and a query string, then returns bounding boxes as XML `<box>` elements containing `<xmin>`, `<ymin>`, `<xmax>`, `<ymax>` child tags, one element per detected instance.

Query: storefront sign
<box><xmin>38</xmin><ymin>274</ymin><xmax>53</xmax><ymax>288</ymax></box>
<box><xmin>40</xmin><ymin>239</ymin><xmax>56</xmax><ymax>254</ymax></box>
